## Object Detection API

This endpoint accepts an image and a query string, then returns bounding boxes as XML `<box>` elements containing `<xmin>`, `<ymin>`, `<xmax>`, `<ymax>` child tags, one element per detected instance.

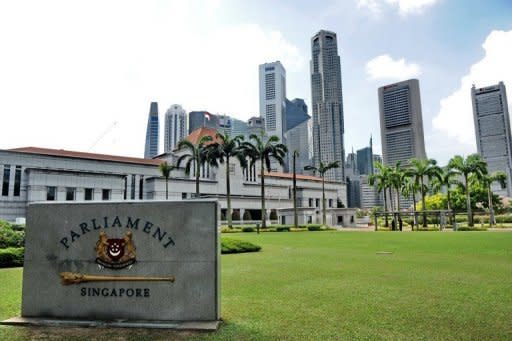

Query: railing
<box><xmin>220</xmin><ymin>220</ymin><xmax>279</xmax><ymax>226</ymax></box>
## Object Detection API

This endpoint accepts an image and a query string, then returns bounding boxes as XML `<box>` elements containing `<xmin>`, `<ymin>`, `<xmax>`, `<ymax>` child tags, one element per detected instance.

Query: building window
<box><xmin>315</xmin><ymin>198</ymin><xmax>320</xmax><ymax>207</ymax></box>
<box><xmin>123</xmin><ymin>177</ymin><xmax>127</xmax><ymax>200</ymax></box>
<box><xmin>309</xmin><ymin>198</ymin><xmax>313</xmax><ymax>207</ymax></box>
<box><xmin>139</xmin><ymin>176</ymin><xmax>144</xmax><ymax>200</ymax></box>
<box><xmin>13</xmin><ymin>166</ymin><xmax>21</xmax><ymax>197</ymax></box>
<box><xmin>131</xmin><ymin>175</ymin><xmax>136</xmax><ymax>199</ymax></box>
<box><xmin>102</xmin><ymin>189</ymin><xmax>110</xmax><ymax>200</ymax></box>
<box><xmin>2</xmin><ymin>165</ymin><xmax>10</xmax><ymax>196</ymax></box>
<box><xmin>229</xmin><ymin>163</ymin><xmax>235</xmax><ymax>175</ymax></box>
<box><xmin>329</xmin><ymin>199</ymin><xmax>333</xmax><ymax>208</ymax></box>
<box><xmin>47</xmin><ymin>186</ymin><xmax>56</xmax><ymax>201</ymax></box>
<box><xmin>182</xmin><ymin>192</ymin><xmax>187</xmax><ymax>199</ymax></box>
<box><xmin>85</xmin><ymin>188</ymin><xmax>93</xmax><ymax>201</ymax></box>
<box><xmin>66</xmin><ymin>187</ymin><xmax>75</xmax><ymax>201</ymax></box>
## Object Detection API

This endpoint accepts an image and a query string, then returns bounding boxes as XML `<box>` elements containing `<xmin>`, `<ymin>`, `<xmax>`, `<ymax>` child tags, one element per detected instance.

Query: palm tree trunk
<box><xmin>293</xmin><ymin>153</ymin><xmax>298</xmax><ymax>228</ymax></box>
<box><xmin>165</xmin><ymin>177</ymin><xmax>169</xmax><ymax>200</ymax></box>
<box><xmin>388</xmin><ymin>187</ymin><xmax>394</xmax><ymax>212</ymax></box>
<box><xmin>195</xmin><ymin>161</ymin><xmax>200</xmax><ymax>198</ymax></box>
<box><xmin>396</xmin><ymin>187</ymin><xmax>401</xmax><ymax>230</ymax></box>
<box><xmin>421</xmin><ymin>177</ymin><xmax>427</xmax><ymax>227</ymax></box>
<box><xmin>412</xmin><ymin>190</ymin><xmax>417</xmax><ymax>231</ymax></box>
<box><xmin>447</xmin><ymin>189</ymin><xmax>453</xmax><ymax>226</ymax></box>
<box><xmin>226</xmin><ymin>156</ymin><xmax>232</xmax><ymax>228</ymax></box>
<box><xmin>322</xmin><ymin>177</ymin><xmax>326</xmax><ymax>226</ymax></box>
<box><xmin>465</xmin><ymin>175</ymin><xmax>473</xmax><ymax>227</ymax></box>
<box><xmin>260</xmin><ymin>160</ymin><xmax>265</xmax><ymax>232</ymax></box>
<box><xmin>383</xmin><ymin>189</ymin><xmax>388</xmax><ymax>227</ymax></box>
<box><xmin>488</xmin><ymin>185</ymin><xmax>495</xmax><ymax>226</ymax></box>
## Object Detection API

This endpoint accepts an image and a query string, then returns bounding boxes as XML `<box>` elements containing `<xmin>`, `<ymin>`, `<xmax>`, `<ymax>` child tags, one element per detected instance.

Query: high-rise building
<box><xmin>472</xmin><ymin>82</ymin><xmax>512</xmax><ymax>197</ymax></box>
<box><xmin>188</xmin><ymin>111</ymin><xmax>219</xmax><ymax>134</ymax></box>
<box><xmin>163</xmin><ymin>104</ymin><xmax>187</xmax><ymax>153</ymax></box>
<box><xmin>285</xmin><ymin>98</ymin><xmax>311</xmax><ymax>174</ymax></box>
<box><xmin>310</xmin><ymin>30</ymin><xmax>345</xmax><ymax>181</ymax></box>
<box><xmin>378</xmin><ymin>79</ymin><xmax>426</xmax><ymax>166</ymax></box>
<box><xmin>259</xmin><ymin>61</ymin><xmax>287</xmax><ymax>144</ymax></box>
<box><xmin>357</xmin><ymin>137</ymin><xmax>374</xmax><ymax>175</ymax></box>
<box><xmin>144</xmin><ymin>102</ymin><xmax>159</xmax><ymax>159</ymax></box>
<box><xmin>247</xmin><ymin>116</ymin><xmax>265</xmax><ymax>136</ymax></box>
<box><xmin>231</xmin><ymin>118</ymin><xmax>249</xmax><ymax>138</ymax></box>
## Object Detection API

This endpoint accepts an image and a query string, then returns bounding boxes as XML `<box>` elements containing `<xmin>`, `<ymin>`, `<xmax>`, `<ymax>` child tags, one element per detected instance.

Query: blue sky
<box><xmin>0</xmin><ymin>0</ymin><xmax>511</xmax><ymax>165</ymax></box>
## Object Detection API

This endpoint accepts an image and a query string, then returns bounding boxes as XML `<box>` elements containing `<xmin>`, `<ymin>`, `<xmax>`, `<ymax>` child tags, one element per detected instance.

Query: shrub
<box><xmin>221</xmin><ymin>238</ymin><xmax>261</xmax><ymax>254</ymax></box>
<box><xmin>241</xmin><ymin>227</ymin><xmax>255</xmax><ymax>232</ymax></box>
<box><xmin>243</xmin><ymin>210</ymin><xmax>252</xmax><ymax>221</ymax></box>
<box><xmin>457</xmin><ymin>227</ymin><xmax>488</xmax><ymax>231</ymax></box>
<box><xmin>0</xmin><ymin>221</ymin><xmax>25</xmax><ymax>248</ymax></box>
<box><xmin>495</xmin><ymin>215</ymin><xmax>512</xmax><ymax>223</ymax></box>
<box><xmin>0</xmin><ymin>247</ymin><xmax>24</xmax><ymax>268</ymax></box>
<box><xmin>276</xmin><ymin>226</ymin><xmax>290</xmax><ymax>232</ymax></box>
<box><xmin>308</xmin><ymin>225</ymin><xmax>323</xmax><ymax>231</ymax></box>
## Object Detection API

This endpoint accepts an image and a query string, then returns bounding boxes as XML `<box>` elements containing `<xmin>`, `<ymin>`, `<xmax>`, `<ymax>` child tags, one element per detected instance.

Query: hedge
<box><xmin>0</xmin><ymin>220</ymin><xmax>25</xmax><ymax>248</ymax></box>
<box><xmin>221</xmin><ymin>238</ymin><xmax>261</xmax><ymax>254</ymax></box>
<box><xmin>0</xmin><ymin>247</ymin><xmax>24</xmax><ymax>268</ymax></box>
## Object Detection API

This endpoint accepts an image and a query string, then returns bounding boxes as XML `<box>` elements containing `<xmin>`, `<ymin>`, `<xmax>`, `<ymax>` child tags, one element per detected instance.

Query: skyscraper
<box><xmin>164</xmin><ymin>104</ymin><xmax>187</xmax><ymax>153</ymax></box>
<box><xmin>188</xmin><ymin>111</ymin><xmax>219</xmax><ymax>134</ymax></box>
<box><xmin>378</xmin><ymin>79</ymin><xmax>426</xmax><ymax>166</ymax></box>
<box><xmin>357</xmin><ymin>137</ymin><xmax>374</xmax><ymax>175</ymax></box>
<box><xmin>472</xmin><ymin>82</ymin><xmax>512</xmax><ymax>197</ymax></box>
<box><xmin>259</xmin><ymin>61</ymin><xmax>287</xmax><ymax>144</ymax></box>
<box><xmin>285</xmin><ymin>98</ymin><xmax>311</xmax><ymax>174</ymax></box>
<box><xmin>310</xmin><ymin>30</ymin><xmax>345</xmax><ymax>181</ymax></box>
<box><xmin>144</xmin><ymin>102</ymin><xmax>159</xmax><ymax>159</ymax></box>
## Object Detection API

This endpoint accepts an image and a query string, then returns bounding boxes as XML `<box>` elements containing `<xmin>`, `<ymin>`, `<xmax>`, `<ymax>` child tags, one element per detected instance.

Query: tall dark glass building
<box><xmin>144</xmin><ymin>102</ymin><xmax>159</xmax><ymax>159</ymax></box>
<box><xmin>310</xmin><ymin>30</ymin><xmax>345</xmax><ymax>181</ymax></box>
<box><xmin>188</xmin><ymin>111</ymin><xmax>219</xmax><ymax>134</ymax></box>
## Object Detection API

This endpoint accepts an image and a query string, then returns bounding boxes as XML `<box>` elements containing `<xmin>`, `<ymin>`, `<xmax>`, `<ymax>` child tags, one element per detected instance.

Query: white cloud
<box><xmin>357</xmin><ymin>0</ymin><xmax>439</xmax><ymax>16</ymax></box>
<box><xmin>0</xmin><ymin>1</ymin><xmax>305</xmax><ymax>157</ymax></box>
<box><xmin>432</xmin><ymin>30</ymin><xmax>512</xmax><ymax>148</ymax></box>
<box><xmin>366</xmin><ymin>54</ymin><xmax>421</xmax><ymax>81</ymax></box>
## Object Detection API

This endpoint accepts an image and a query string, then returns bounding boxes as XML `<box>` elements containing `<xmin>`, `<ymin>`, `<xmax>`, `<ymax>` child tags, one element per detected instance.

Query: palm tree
<box><xmin>241</xmin><ymin>133</ymin><xmax>287</xmax><ymax>232</ymax></box>
<box><xmin>409</xmin><ymin>158</ymin><xmax>441</xmax><ymax>227</ymax></box>
<box><xmin>479</xmin><ymin>171</ymin><xmax>507</xmax><ymax>226</ymax></box>
<box><xmin>401</xmin><ymin>175</ymin><xmax>419</xmax><ymax>230</ymax></box>
<box><xmin>205</xmin><ymin>132</ymin><xmax>246</xmax><ymax>228</ymax></box>
<box><xmin>431</xmin><ymin>166</ymin><xmax>458</xmax><ymax>224</ymax></box>
<box><xmin>176</xmin><ymin>135</ymin><xmax>213</xmax><ymax>198</ymax></box>
<box><xmin>448</xmin><ymin>154</ymin><xmax>488</xmax><ymax>227</ymax></box>
<box><xmin>292</xmin><ymin>150</ymin><xmax>299</xmax><ymax>228</ymax></box>
<box><xmin>304</xmin><ymin>160</ymin><xmax>340</xmax><ymax>226</ymax></box>
<box><xmin>369</xmin><ymin>162</ymin><xmax>391</xmax><ymax>227</ymax></box>
<box><xmin>388</xmin><ymin>161</ymin><xmax>405</xmax><ymax>229</ymax></box>
<box><xmin>158</xmin><ymin>161</ymin><xmax>175</xmax><ymax>200</ymax></box>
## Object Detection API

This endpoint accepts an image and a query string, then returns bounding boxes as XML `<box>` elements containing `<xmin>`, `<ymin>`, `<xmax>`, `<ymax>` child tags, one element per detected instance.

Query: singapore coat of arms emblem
<box><xmin>95</xmin><ymin>231</ymin><xmax>136</xmax><ymax>269</ymax></box>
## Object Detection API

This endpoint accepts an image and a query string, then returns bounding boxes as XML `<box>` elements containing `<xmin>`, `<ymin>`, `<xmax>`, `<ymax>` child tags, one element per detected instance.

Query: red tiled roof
<box><xmin>264</xmin><ymin>172</ymin><xmax>323</xmax><ymax>182</ymax></box>
<box><xmin>184</xmin><ymin>127</ymin><xmax>221</xmax><ymax>145</ymax></box>
<box><xmin>9</xmin><ymin>147</ymin><xmax>162</xmax><ymax>166</ymax></box>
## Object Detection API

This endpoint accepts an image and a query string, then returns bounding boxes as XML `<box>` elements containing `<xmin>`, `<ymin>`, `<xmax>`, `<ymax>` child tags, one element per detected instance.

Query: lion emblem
<box><xmin>95</xmin><ymin>231</ymin><xmax>136</xmax><ymax>269</ymax></box>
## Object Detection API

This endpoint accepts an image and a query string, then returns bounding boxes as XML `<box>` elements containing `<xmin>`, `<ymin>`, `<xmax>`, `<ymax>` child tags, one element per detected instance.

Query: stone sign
<box><xmin>16</xmin><ymin>200</ymin><xmax>220</xmax><ymax>327</ymax></box>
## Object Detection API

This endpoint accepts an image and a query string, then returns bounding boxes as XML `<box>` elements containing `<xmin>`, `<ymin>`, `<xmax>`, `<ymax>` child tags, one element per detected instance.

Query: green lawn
<box><xmin>1</xmin><ymin>232</ymin><xmax>512</xmax><ymax>340</ymax></box>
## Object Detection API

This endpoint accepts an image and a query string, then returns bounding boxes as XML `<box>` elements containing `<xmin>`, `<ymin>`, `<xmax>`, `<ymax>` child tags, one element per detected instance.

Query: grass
<box><xmin>1</xmin><ymin>232</ymin><xmax>512</xmax><ymax>340</ymax></box>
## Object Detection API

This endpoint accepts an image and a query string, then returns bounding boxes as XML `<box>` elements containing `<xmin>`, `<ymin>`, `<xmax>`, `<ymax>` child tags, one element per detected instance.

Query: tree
<box><xmin>176</xmin><ymin>135</ymin><xmax>213</xmax><ymax>198</ymax></box>
<box><xmin>409</xmin><ymin>158</ymin><xmax>441</xmax><ymax>227</ymax></box>
<box><xmin>292</xmin><ymin>151</ymin><xmax>299</xmax><ymax>228</ymax></box>
<box><xmin>241</xmin><ymin>133</ymin><xmax>287</xmax><ymax>233</ymax></box>
<box><xmin>304</xmin><ymin>160</ymin><xmax>340</xmax><ymax>226</ymax></box>
<box><xmin>388</xmin><ymin>161</ymin><xmax>405</xmax><ymax>229</ymax></box>
<box><xmin>478</xmin><ymin>171</ymin><xmax>507</xmax><ymax>226</ymax></box>
<box><xmin>158</xmin><ymin>161</ymin><xmax>175</xmax><ymax>200</ymax></box>
<box><xmin>369</xmin><ymin>162</ymin><xmax>392</xmax><ymax>227</ymax></box>
<box><xmin>401</xmin><ymin>176</ymin><xmax>419</xmax><ymax>230</ymax></box>
<box><xmin>205</xmin><ymin>132</ymin><xmax>246</xmax><ymax>228</ymax></box>
<box><xmin>448</xmin><ymin>154</ymin><xmax>488</xmax><ymax>227</ymax></box>
<box><xmin>431</xmin><ymin>166</ymin><xmax>458</xmax><ymax>224</ymax></box>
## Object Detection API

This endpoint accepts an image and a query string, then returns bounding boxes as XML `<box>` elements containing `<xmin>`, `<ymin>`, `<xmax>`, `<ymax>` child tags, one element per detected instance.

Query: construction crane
<box><xmin>87</xmin><ymin>121</ymin><xmax>118</xmax><ymax>152</ymax></box>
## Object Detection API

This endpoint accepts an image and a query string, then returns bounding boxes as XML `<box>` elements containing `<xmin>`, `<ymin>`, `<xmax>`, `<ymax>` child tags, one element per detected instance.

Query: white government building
<box><xmin>0</xmin><ymin>128</ymin><xmax>353</xmax><ymax>226</ymax></box>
